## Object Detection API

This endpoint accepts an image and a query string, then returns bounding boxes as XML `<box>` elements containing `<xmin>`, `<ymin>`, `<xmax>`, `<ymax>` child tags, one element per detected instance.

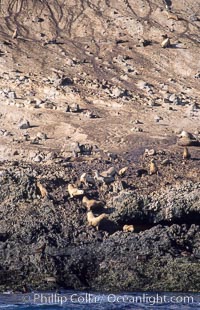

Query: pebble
<box><xmin>147</xmin><ymin>99</ymin><xmax>156</xmax><ymax>107</ymax></box>
<box><xmin>110</xmin><ymin>87</ymin><xmax>123</xmax><ymax>98</ymax></box>
<box><xmin>66</xmin><ymin>103</ymin><xmax>80</xmax><ymax>113</ymax></box>
<box><xmin>0</xmin><ymin>129</ymin><xmax>7</xmax><ymax>136</ymax></box>
<box><xmin>177</xmin><ymin>137</ymin><xmax>194</xmax><ymax>146</ymax></box>
<box><xmin>189</xmin><ymin>14</ymin><xmax>198</xmax><ymax>22</ymax></box>
<box><xmin>135</xmin><ymin>120</ymin><xmax>143</xmax><ymax>124</ymax></box>
<box><xmin>131</xmin><ymin>127</ymin><xmax>143</xmax><ymax>132</ymax></box>
<box><xmin>18</xmin><ymin>119</ymin><xmax>30</xmax><ymax>129</ymax></box>
<box><xmin>16</xmin><ymin>103</ymin><xmax>24</xmax><ymax>108</ymax></box>
<box><xmin>154</xmin><ymin>115</ymin><xmax>163</xmax><ymax>122</ymax></box>
<box><xmin>24</xmin><ymin>134</ymin><xmax>30</xmax><ymax>141</ymax></box>
<box><xmin>13</xmin><ymin>150</ymin><xmax>19</xmax><ymax>156</ymax></box>
<box><xmin>30</xmin><ymin>137</ymin><xmax>40</xmax><ymax>145</ymax></box>
<box><xmin>7</xmin><ymin>91</ymin><xmax>16</xmax><ymax>99</ymax></box>
<box><xmin>144</xmin><ymin>149</ymin><xmax>156</xmax><ymax>156</ymax></box>
<box><xmin>33</xmin><ymin>154</ymin><xmax>43</xmax><ymax>162</ymax></box>
<box><xmin>43</xmin><ymin>101</ymin><xmax>56</xmax><ymax>109</ymax></box>
<box><xmin>84</xmin><ymin>110</ymin><xmax>98</xmax><ymax>118</ymax></box>
<box><xmin>70</xmin><ymin>142</ymin><xmax>81</xmax><ymax>156</ymax></box>
<box><xmin>37</xmin><ymin>132</ymin><xmax>47</xmax><ymax>140</ymax></box>
<box><xmin>161</xmin><ymin>159</ymin><xmax>171</xmax><ymax>166</ymax></box>
<box><xmin>45</xmin><ymin>152</ymin><xmax>57</xmax><ymax>161</ymax></box>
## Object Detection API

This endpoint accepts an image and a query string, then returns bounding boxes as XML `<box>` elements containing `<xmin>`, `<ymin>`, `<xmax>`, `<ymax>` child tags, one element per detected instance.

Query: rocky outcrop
<box><xmin>109</xmin><ymin>182</ymin><xmax>200</xmax><ymax>225</ymax></box>
<box><xmin>0</xmin><ymin>161</ymin><xmax>199</xmax><ymax>292</ymax></box>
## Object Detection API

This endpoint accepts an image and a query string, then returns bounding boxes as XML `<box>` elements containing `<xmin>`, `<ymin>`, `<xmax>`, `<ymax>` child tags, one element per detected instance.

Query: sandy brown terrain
<box><xmin>0</xmin><ymin>0</ymin><xmax>199</xmax><ymax>164</ymax></box>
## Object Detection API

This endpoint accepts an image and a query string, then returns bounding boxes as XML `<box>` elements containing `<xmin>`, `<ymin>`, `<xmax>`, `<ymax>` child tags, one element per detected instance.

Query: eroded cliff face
<box><xmin>0</xmin><ymin>0</ymin><xmax>199</xmax><ymax>292</ymax></box>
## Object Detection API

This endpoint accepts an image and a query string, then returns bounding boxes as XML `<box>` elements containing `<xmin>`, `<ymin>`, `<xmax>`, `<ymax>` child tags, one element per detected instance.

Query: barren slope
<box><xmin>0</xmin><ymin>0</ymin><xmax>199</xmax><ymax>160</ymax></box>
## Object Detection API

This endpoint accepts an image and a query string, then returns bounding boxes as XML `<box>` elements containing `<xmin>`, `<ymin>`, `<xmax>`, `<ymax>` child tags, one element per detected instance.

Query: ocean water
<box><xmin>0</xmin><ymin>291</ymin><xmax>199</xmax><ymax>309</ymax></box>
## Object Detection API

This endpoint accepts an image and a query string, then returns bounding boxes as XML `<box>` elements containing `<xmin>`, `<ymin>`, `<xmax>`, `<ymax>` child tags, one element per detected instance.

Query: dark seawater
<box><xmin>0</xmin><ymin>291</ymin><xmax>199</xmax><ymax>309</ymax></box>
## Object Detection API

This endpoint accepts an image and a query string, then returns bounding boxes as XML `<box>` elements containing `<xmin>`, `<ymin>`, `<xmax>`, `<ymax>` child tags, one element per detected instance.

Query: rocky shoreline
<box><xmin>0</xmin><ymin>0</ymin><xmax>200</xmax><ymax>294</ymax></box>
<box><xmin>0</xmin><ymin>152</ymin><xmax>199</xmax><ymax>293</ymax></box>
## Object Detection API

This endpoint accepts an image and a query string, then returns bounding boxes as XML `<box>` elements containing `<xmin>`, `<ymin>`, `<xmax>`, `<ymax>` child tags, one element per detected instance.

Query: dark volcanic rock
<box><xmin>0</xmin><ymin>161</ymin><xmax>199</xmax><ymax>292</ymax></box>
<box><xmin>109</xmin><ymin>182</ymin><xmax>200</xmax><ymax>225</ymax></box>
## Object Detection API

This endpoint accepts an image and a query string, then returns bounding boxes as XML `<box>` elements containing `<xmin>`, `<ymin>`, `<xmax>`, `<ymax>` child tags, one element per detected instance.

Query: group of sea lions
<box><xmin>67</xmin><ymin>167</ymin><xmax>134</xmax><ymax>231</ymax></box>
<box><xmin>66</xmin><ymin>130</ymin><xmax>197</xmax><ymax>231</ymax></box>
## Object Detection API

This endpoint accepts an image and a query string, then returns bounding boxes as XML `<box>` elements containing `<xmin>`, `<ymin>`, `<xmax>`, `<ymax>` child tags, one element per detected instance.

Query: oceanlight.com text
<box><xmin>23</xmin><ymin>292</ymin><xmax>196</xmax><ymax>306</ymax></box>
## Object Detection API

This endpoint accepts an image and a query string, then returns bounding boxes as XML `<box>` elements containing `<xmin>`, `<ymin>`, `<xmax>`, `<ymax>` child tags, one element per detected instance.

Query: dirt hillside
<box><xmin>0</xmin><ymin>0</ymin><xmax>199</xmax><ymax>160</ymax></box>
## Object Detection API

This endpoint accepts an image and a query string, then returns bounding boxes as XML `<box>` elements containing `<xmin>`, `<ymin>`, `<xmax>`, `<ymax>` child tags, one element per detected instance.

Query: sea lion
<box><xmin>67</xmin><ymin>184</ymin><xmax>84</xmax><ymax>198</ymax></box>
<box><xmin>82</xmin><ymin>196</ymin><xmax>104</xmax><ymax>211</ymax></box>
<box><xmin>183</xmin><ymin>147</ymin><xmax>191</xmax><ymax>159</ymax></box>
<box><xmin>93</xmin><ymin>170</ymin><xmax>104</xmax><ymax>184</ymax></box>
<box><xmin>45</xmin><ymin>276</ymin><xmax>56</xmax><ymax>283</ymax></box>
<box><xmin>123</xmin><ymin>225</ymin><xmax>134</xmax><ymax>232</ymax></box>
<box><xmin>94</xmin><ymin>170</ymin><xmax>115</xmax><ymax>185</ymax></box>
<box><xmin>12</xmin><ymin>29</ymin><xmax>18</xmax><ymax>39</ymax></box>
<box><xmin>144</xmin><ymin>149</ymin><xmax>156</xmax><ymax>157</ymax></box>
<box><xmin>149</xmin><ymin>159</ymin><xmax>158</xmax><ymax>175</ymax></box>
<box><xmin>80</xmin><ymin>172</ymin><xmax>95</xmax><ymax>186</ymax></box>
<box><xmin>118</xmin><ymin>167</ymin><xmax>128</xmax><ymax>177</ymax></box>
<box><xmin>101</xmin><ymin>167</ymin><xmax>116</xmax><ymax>178</ymax></box>
<box><xmin>87</xmin><ymin>211</ymin><xmax>107</xmax><ymax>229</ymax></box>
<box><xmin>161</xmin><ymin>37</ymin><xmax>170</xmax><ymax>48</ymax></box>
<box><xmin>112</xmin><ymin>179</ymin><xmax>126</xmax><ymax>193</ymax></box>
<box><xmin>34</xmin><ymin>243</ymin><xmax>46</xmax><ymax>254</ymax></box>
<box><xmin>36</xmin><ymin>181</ymin><xmax>48</xmax><ymax>198</ymax></box>
<box><xmin>166</xmin><ymin>11</ymin><xmax>179</xmax><ymax>21</ymax></box>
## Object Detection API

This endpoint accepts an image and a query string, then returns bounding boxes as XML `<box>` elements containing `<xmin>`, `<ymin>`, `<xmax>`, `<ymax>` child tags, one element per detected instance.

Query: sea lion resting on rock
<box><xmin>183</xmin><ymin>147</ymin><xmax>191</xmax><ymax>159</ymax></box>
<box><xmin>94</xmin><ymin>170</ymin><xmax>115</xmax><ymax>185</ymax></box>
<box><xmin>149</xmin><ymin>159</ymin><xmax>158</xmax><ymax>175</ymax></box>
<box><xmin>161</xmin><ymin>37</ymin><xmax>170</xmax><ymax>48</ymax></box>
<box><xmin>123</xmin><ymin>225</ymin><xmax>134</xmax><ymax>232</ymax></box>
<box><xmin>82</xmin><ymin>196</ymin><xmax>104</xmax><ymax>211</ymax></box>
<box><xmin>101</xmin><ymin>167</ymin><xmax>117</xmax><ymax>178</ymax></box>
<box><xmin>118</xmin><ymin>167</ymin><xmax>128</xmax><ymax>177</ymax></box>
<box><xmin>12</xmin><ymin>29</ymin><xmax>18</xmax><ymax>39</ymax></box>
<box><xmin>87</xmin><ymin>211</ymin><xmax>107</xmax><ymax>229</ymax></box>
<box><xmin>36</xmin><ymin>181</ymin><xmax>48</xmax><ymax>198</ymax></box>
<box><xmin>68</xmin><ymin>184</ymin><xmax>84</xmax><ymax>198</ymax></box>
<box><xmin>80</xmin><ymin>173</ymin><xmax>95</xmax><ymax>186</ymax></box>
<box><xmin>166</xmin><ymin>11</ymin><xmax>179</xmax><ymax>21</ymax></box>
